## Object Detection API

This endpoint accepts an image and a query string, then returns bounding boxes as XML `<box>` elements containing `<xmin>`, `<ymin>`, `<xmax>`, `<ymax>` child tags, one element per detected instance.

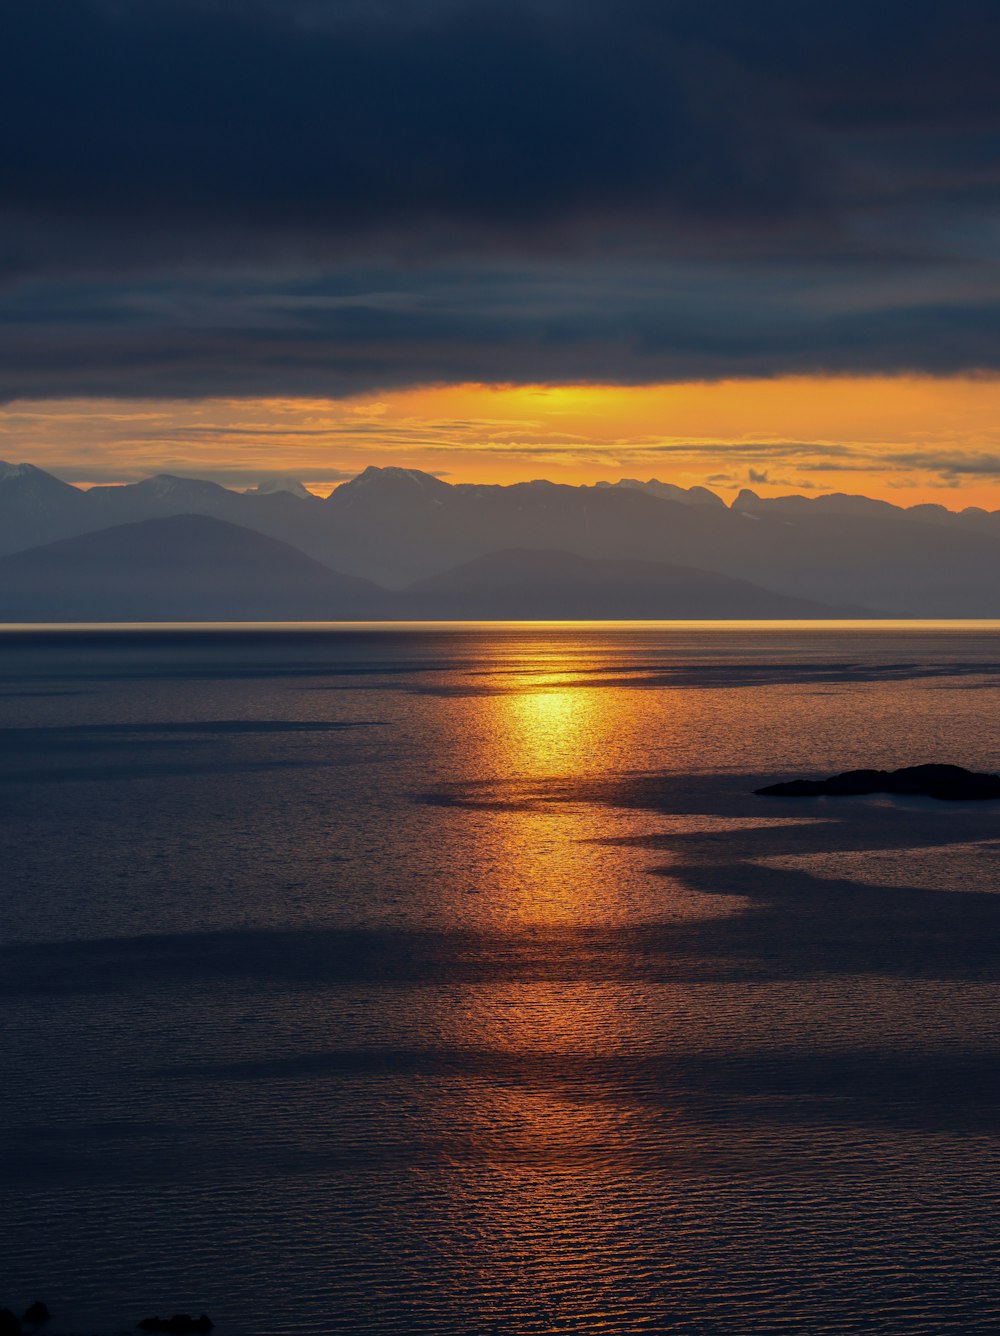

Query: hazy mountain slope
<box><xmin>397</xmin><ymin>549</ymin><xmax>867</xmax><ymax>619</ymax></box>
<box><xmin>715</xmin><ymin>505</ymin><xmax>1000</xmax><ymax>615</ymax></box>
<box><xmin>0</xmin><ymin>461</ymin><xmax>92</xmax><ymax>553</ymax></box>
<box><xmin>51</xmin><ymin>472</ymin><xmax>365</xmax><ymax>582</ymax></box>
<box><xmin>0</xmin><ymin>515</ymin><xmax>389</xmax><ymax>621</ymax></box>
<box><xmin>322</xmin><ymin>469</ymin><xmax>746</xmax><ymax>585</ymax></box>
<box><xmin>84</xmin><ymin>473</ymin><xmax>334</xmax><ymax>552</ymax></box>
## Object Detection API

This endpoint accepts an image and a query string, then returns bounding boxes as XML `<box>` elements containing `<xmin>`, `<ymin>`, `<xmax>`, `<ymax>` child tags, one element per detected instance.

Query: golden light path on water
<box><xmin>431</xmin><ymin>637</ymin><xmax>721</xmax><ymax>1322</ymax></box>
<box><xmin>452</xmin><ymin>667</ymin><xmax>643</xmax><ymax>1315</ymax></box>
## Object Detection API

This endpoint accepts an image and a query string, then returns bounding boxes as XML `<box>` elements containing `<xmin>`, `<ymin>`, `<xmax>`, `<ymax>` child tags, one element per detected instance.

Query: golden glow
<box><xmin>7</xmin><ymin>375</ymin><xmax>1000</xmax><ymax>506</ymax></box>
<box><xmin>497</xmin><ymin>685</ymin><xmax>600</xmax><ymax>779</ymax></box>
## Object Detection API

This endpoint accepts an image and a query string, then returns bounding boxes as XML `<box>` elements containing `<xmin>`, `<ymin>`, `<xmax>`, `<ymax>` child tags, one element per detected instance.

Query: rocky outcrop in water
<box><xmin>756</xmin><ymin>763</ymin><xmax>1000</xmax><ymax>801</ymax></box>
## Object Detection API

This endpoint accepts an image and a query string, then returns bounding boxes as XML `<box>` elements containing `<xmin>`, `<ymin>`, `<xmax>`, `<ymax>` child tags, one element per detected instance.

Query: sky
<box><xmin>4</xmin><ymin>0</ymin><xmax>1000</xmax><ymax>504</ymax></box>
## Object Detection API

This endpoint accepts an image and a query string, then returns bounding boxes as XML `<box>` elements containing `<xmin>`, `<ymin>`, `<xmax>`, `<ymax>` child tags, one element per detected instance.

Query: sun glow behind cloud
<box><xmin>7</xmin><ymin>376</ymin><xmax>1000</xmax><ymax>507</ymax></box>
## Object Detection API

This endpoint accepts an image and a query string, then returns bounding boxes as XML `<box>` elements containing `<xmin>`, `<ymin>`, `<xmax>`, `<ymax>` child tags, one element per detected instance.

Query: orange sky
<box><xmin>6</xmin><ymin>375</ymin><xmax>1000</xmax><ymax>508</ymax></box>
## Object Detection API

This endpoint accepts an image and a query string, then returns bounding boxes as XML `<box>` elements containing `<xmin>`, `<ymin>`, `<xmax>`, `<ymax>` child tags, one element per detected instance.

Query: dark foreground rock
<box><xmin>0</xmin><ymin>1310</ymin><xmax>22</xmax><ymax>1336</ymax></box>
<box><xmin>756</xmin><ymin>763</ymin><xmax>1000</xmax><ymax>801</ymax></box>
<box><xmin>21</xmin><ymin>1304</ymin><xmax>48</xmax><ymax>1326</ymax></box>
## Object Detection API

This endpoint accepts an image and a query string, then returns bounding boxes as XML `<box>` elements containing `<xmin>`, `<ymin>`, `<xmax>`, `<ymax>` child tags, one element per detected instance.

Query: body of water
<box><xmin>2</xmin><ymin>623</ymin><xmax>1000</xmax><ymax>1334</ymax></box>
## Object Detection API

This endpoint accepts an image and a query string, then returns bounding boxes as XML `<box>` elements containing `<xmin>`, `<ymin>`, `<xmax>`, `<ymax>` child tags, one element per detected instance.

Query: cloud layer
<box><xmin>3</xmin><ymin>0</ymin><xmax>1000</xmax><ymax>397</ymax></box>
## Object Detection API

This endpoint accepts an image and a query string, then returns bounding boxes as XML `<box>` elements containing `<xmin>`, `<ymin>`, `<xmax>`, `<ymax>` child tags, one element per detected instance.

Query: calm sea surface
<box><xmin>2</xmin><ymin>623</ymin><xmax>1000</xmax><ymax>1334</ymax></box>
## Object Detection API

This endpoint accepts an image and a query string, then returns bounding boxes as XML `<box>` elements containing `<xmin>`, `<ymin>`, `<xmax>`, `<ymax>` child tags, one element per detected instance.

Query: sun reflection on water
<box><xmin>497</xmin><ymin>684</ymin><xmax>603</xmax><ymax>778</ymax></box>
<box><xmin>444</xmin><ymin>634</ymin><xmax>724</xmax><ymax>933</ymax></box>
<box><xmin>426</xmin><ymin>640</ymin><xmax>758</xmax><ymax>1323</ymax></box>
<box><xmin>473</xmin><ymin>668</ymin><xmax>629</xmax><ymax>928</ymax></box>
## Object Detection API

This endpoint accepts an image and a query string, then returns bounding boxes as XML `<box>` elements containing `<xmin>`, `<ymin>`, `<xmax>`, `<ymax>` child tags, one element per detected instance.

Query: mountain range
<box><xmin>1</xmin><ymin>460</ymin><xmax>999</xmax><ymax>618</ymax></box>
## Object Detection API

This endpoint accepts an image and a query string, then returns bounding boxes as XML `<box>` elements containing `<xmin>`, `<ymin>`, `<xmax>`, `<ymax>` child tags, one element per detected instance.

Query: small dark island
<box><xmin>755</xmin><ymin>763</ymin><xmax>1000</xmax><ymax>801</ymax></box>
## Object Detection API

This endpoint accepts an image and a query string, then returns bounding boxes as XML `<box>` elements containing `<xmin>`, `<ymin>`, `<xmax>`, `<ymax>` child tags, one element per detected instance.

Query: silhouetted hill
<box><xmin>0</xmin><ymin>515</ymin><xmax>388</xmax><ymax>621</ymax></box>
<box><xmin>398</xmin><ymin>549</ymin><xmax>865</xmax><ymax>619</ymax></box>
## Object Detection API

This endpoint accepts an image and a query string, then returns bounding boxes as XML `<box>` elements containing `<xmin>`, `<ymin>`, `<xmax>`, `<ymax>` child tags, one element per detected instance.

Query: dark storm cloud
<box><xmin>5</xmin><ymin>263</ymin><xmax>1000</xmax><ymax>401</ymax></box>
<box><xmin>1</xmin><ymin>0</ymin><xmax>818</xmax><ymax>255</ymax></box>
<box><xmin>3</xmin><ymin>0</ymin><xmax>1000</xmax><ymax>396</ymax></box>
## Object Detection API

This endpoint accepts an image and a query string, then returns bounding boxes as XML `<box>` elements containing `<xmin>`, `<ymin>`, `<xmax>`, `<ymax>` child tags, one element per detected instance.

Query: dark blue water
<box><xmin>2</xmin><ymin>623</ymin><xmax>1000</xmax><ymax>1334</ymax></box>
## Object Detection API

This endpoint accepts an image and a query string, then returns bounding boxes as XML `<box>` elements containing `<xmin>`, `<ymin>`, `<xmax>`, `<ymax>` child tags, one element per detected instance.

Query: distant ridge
<box><xmin>3</xmin><ymin>461</ymin><xmax>1000</xmax><ymax>614</ymax></box>
<box><xmin>594</xmin><ymin>477</ymin><xmax>726</xmax><ymax>507</ymax></box>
